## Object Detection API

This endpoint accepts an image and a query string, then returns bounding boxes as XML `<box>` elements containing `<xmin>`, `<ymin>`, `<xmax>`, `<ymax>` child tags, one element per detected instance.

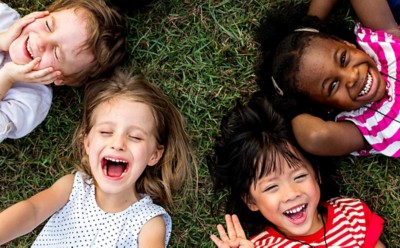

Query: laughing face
<box><xmin>296</xmin><ymin>37</ymin><xmax>387</xmax><ymax>110</ymax></box>
<box><xmin>84</xmin><ymin>98</ymin><xmax>164</xmax><ymax>205</ymax></box>
<box><xmin>246</xmin><ymin>149</ymin><xmax>322</xmax><ymax>237</ymax></box>
<box><xmin>8</xmin><ymin>8</ymin><xmax>94</xmax><ymax>84</ymax></box>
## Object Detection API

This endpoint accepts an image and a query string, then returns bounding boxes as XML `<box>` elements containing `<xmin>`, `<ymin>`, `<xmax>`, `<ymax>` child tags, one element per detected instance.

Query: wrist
<box><xmin>0</xmin><ymin>33</ymin><xmax>9</xmax><ymax>51</ymax></box>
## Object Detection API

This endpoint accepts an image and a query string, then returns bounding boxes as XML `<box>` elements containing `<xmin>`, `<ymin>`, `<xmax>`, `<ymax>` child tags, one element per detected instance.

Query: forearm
<box><xmin>350</xmin><ymin>0</ymin><xmax>400</xmax><ymax>37</ymax></box>
<box><xmin>0</xmin><ymin>32</ymin><xmax>9</xmax><ymax>51</ymax></box>
<box><xmin>292</xmin><ymin>114</ymin><xmax>368</xmax><ymax>156</ymax></box>
<box><xmin>308</xmin><ymin>0</ymin><xmax>338</xmax><ymax>20</ymax></box>
<box><xmin>0</xmin><ymin>68</ymin><xmax>14</xmax><ymax>100</ymax></box>
<box><xmin>0</xmin><ymin>175</ymin><xmax>73</xmax><ymax>245</ymax></box>
<box><xmin>0</xmin><ymin>200</ymin><xmax>40</xmax><ymax>245</ymax></box>
<box><xmin>375</xmin><ymin>240</ymin><xmax>386</xmax><ymax>248</ymax></box>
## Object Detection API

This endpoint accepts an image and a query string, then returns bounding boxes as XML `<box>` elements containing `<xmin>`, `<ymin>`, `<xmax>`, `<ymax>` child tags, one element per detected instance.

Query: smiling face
<box><xmin>84</xmin><ymin>98</ymin><xmax>164</xmax><ymax>203</ymax></box>
<box><xmin>296</xmin><ymin>37</ymin><xmax>387</xmax><ymax>110</ymax></box>
<box><xmin>8</xmin><ymin>8</ymin><xmax>94</xmax><ymax>84</ymax></box>
<box><xmin>246</xmin><ymin>149</ymin><xmax>322</xmax><ymax>237</ymax></box>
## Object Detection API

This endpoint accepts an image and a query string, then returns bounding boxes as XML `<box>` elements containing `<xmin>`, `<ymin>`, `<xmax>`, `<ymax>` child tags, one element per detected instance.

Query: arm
<box><xmin>292</xmin><ymin>113</ymin><xmax>369</xmax><ymax>156</ymax></box>
<box><xmin>0</xmin><ymin>59</ymin><xmax>60</xmax><ymax>100</ymax></box>
<box><xmin>0</xmin><ymin>174</ymin><xmax>74</xmax><ymax>245</ymax></box>
<box><xmin>375</xmin><ymin>240</ymin><xmax>386</xmax><ymax>248</ymax></box>
<box><xmin>308</xmin><ymin>0</ymin><xmax>400</xmax><ymax>38</ymax></box>
<box><xmin>307</xmin><ymin>0</ymin><xmax>338</xmax><ymax>21</ymax></box>
<box><xmin>0</xmin><ymin>82</ymin><xmax>52</xmax><ymax>142</ymax></box>
<box><xmin>349</xmin><ymin>0</ymin><xmax>400</xmax><ymax>38</ymax></box>
<box><xmin>210</xmin><ymin>214</ymin><xmax>254</xmax><ymax>248</ymax></box>
<box><xmin>138</xmin><ymin>215</ymin><xmax>166</xmax><ymax>248</ymax></box>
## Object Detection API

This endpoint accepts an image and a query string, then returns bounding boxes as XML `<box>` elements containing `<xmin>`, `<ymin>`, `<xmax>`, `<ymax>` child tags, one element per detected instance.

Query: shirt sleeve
<box><xmin>361</xmin><ymin>200</ymin><xmax>385</xmax><ymax>248</ymax></box>
<box><xmin>0</xmin><ymin>3</ymin><xmax>20</xmax><ymax>32</ymax></box>
<box><xmin>0</xmin><ymin>83</ymin><xmax>52</xmax><ymax>142</ymax></box>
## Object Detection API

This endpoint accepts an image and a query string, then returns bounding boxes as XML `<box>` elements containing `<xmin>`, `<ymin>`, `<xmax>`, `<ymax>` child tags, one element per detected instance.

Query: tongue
<box><xmin>288</xmin><ymin>211</ymin><xmax>304</xmax><ymax>220</ymax></box>
<box><xmin>107</xmin><ymin>165</ymin><xmax>125</xmax><ymax>177</ymax></box>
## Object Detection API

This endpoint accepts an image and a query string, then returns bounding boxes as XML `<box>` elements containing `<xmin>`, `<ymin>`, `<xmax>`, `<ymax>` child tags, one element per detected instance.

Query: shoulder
<box><xmin>138</xmin><ymin>215</ymin><xmax>167</xmax><ymax>248</ymax></box>
<box><xmin>134</xmin><ymin>195</ymin><xmax>172</xmax><ymax>247</ymax></box>
<box><xmin>49</xmin><ymin>174</ymin><xmax>75</xmax><ymax>196</ymax></box>
<box><xmin>0</xmin><ymin>3</ymin><xmax>20</xmax><ymax>32</ymax></box>
<box><xmin>325</xmin><ymin>196</ymin><xmax>365</xmax><ymax>211</ymax></box>
<box><xmin>324</xmin><ymin>196</ymin><xmax>380</xmax><ymax>225</ymax></box>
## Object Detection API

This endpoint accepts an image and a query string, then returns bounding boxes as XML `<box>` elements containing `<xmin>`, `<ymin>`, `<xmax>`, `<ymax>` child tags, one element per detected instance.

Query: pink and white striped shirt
<box><xmin>336</xmin><ymin>24</ymin><xmax>400</xmax><ymax>157</ymax></box>
<box><xmin>250</xmin><ymin>197</ymin><xmax>383</xmax><ymax>248</ymax></box>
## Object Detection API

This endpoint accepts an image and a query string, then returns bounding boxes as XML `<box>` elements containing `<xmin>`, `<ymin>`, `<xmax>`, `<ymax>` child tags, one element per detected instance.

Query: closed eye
<box><xmin>264</xmin><ymin>185</ymin><xmax>278</xmax><ymax>192</ymax></box>
<box><xmin>129</xmin><ymin>136</ymin><xmax>142</xmax><ymax>141</ymax></box>
<box><xmin>100</xmin><ymin>131</ymin><xmax>112</xmax><ymax>136</ymax></box>
<box><xmin>294</xmin><ymin>173</ymin><xmax>308</xmax><ymax>182</ymax></box>
<box><xmin>54</xmin><ymin>47</ymin><xmax>60</xmax><ymax>61</ymax></box>
<box><xmin>45</xmin><ymin>20</ymin><xmax>52</xmax><ymax>32</ymax></box>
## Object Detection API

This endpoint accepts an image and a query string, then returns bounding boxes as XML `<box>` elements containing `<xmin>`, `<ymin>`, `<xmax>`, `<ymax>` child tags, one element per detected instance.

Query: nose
<box><xmin>341</xmin><ymin>65</ymin><xmax>359</xmax><ymax>88</ymax></box>
<box><xmin>36</xmin><ymin>34</ymin><xmax>48</xmax><ymax>53</ymax></box>
<box><xmin>111</xmin><ymin>135</ymin><xmax>126</xmax><ymax>151</ymax></box>
<box><xmin>282</xmin><ymin>182</ymin><xmax>301</xmax><ymax>202</ymax></box>
<box><xmin>35</xmin><ymin>33</ymin><xmax>54</xmax><ymax>56</ymax></box>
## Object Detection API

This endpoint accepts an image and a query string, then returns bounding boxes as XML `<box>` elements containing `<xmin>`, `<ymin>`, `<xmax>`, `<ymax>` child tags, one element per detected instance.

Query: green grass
<box><xmin>1</xmin><ymin>0</ymin><xmax>400</xmax><ymax>247</ymax></box>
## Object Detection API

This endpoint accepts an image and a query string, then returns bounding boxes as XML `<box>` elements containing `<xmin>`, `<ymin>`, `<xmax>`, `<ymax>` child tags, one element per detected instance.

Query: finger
<box><xmin>225</xmin><ymin>214</ymin><xmax>237</xmax><ymax>241</ymax></box>
<box><xmin>23</xmin><ymin>11</ymin><xmax>49</xmax><ymax>20</ymax></box>
<box><xmin>22</xmin><ymin>57</ymin><xmax>42</xmax><ymax>71</ymax></box>
<box><xmin>34</xmin><ymin>72</ymin><xmax>62</xmax><ymax>84</ymax></box>
<box><xmin>18</xmin><ymin>11</ymin><xmax>48</xmax><ymax>26</ymax></box>
<box><xmin>231</xmin><ymin>215</ymin><xmax>246</xmax><ymax>238</ymax></box>
<box><xmin>210</xmin><ymin>234</ymin><xmax>225</xmax><ymax>247</ymax></box>
<box><xmin>216</xmin><ymin>224</ymin><xmax>229</xmax><ymax>242</ymax></box>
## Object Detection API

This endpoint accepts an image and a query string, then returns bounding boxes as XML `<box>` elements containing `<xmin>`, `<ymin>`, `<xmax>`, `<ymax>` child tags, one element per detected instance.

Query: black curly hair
<box><xmin>254</xmin><ymin>1</ymin><xmax>355</xmax><ymax>121</ymax></box>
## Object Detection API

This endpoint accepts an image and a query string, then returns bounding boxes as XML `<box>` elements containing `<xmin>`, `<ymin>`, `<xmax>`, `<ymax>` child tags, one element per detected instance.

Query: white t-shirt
<box><xmin>0</xmin><ymin>3</ymin><xmax>52</xmax><ymax>142</ymax></box>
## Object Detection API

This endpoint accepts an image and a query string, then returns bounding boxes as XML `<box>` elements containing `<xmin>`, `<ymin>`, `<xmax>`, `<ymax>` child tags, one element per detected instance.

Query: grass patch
<box><xmin>1</xmin><ymin>0</ymin><xmax>399</xmax><ymax>247</ymax></box>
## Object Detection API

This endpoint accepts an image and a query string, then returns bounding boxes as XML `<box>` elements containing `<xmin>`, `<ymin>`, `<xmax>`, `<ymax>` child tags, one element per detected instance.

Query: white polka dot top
<box><xmin>32</xmin><ymin>172</ymin><xmax>172</xmax><ymax>247</ymax></box>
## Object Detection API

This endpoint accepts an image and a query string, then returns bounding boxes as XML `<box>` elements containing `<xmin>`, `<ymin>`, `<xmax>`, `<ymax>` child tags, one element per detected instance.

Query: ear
<box><xmin>147</xmin><ymin>145</ymin><xmax>164</xmax><ymax>166</ymax></box>
<box><xmin>242</xmin><ymin>196</ymin><xmax>259</xmax><ymax>212</ymax></box>
<box><xmin>83</xmin><ymin>134</ymin><xmax>90</xmax><ymax>156</ymax></box>
<box><xmin>343</xmin><ymin>40</ymin><xmax>356</xmax><ymax>48</ymax></box>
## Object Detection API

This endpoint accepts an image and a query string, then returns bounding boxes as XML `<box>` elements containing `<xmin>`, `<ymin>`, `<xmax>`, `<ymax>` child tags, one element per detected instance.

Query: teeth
<box><xmin>105</xmin><ymin>157</ymin><xmax>128</xmax><ymax>163</ymax></box>
<box><xmin>26</xmin><ymin>38</ymin><xmax>34</xmax><ymax>59</ymax></box>
<box><xmin>359</xmin><ymin>72</ymin><xmax>372</xmax><ymax>96</ymax></box>
<box><xmin>284</xmin><ymin>204</ymin><xmax>306</xmax><ymax>215</ymax></box>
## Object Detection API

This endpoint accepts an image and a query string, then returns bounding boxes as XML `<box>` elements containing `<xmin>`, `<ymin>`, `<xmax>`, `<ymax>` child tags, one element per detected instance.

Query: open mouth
<box><xmin>26</xmin><ymin>37</ymin><xmax>34</xmax><ymax>59</ymax></box>
<box><xmin>102</xmin><ymin>157</ymin><xmax>128</xmax><ymax>178</ymax></box>
<box><xmin>359</xmin><ymin>72</ymin><xmax>372</xmax><ymax>96</ymax></box>
<box><xmin>283</xmin><ymin>204</ymin><xmax>307</xmax><ymax>220</ymax></box>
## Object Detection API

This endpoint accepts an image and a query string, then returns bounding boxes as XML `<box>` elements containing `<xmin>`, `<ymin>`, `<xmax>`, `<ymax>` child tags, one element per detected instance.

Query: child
<box><xmin>0</xmin><ymin>0</ymin><xmax>126</xmax><ymax>142</ymax></box>
<box><xmin>0</xmin><ymin>70</ymin><xmax>195</xmax><ymax>247</ymax></box>
<box><xmin>255</xmin><ymin>2</ymin><xmax>400</xmax><ymax>157</ymax></box>
<box><xmin>209</xmin><ymin>92</ymin><xmax>385</xmax><ymax>247</ymax></box>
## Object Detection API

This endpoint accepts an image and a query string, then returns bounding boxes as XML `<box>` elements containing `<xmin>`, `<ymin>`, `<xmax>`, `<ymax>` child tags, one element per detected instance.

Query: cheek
<box><xmin>35</xmin><ymin>56</ymin><xmax>54</xmax><ymax>70</ymax></box>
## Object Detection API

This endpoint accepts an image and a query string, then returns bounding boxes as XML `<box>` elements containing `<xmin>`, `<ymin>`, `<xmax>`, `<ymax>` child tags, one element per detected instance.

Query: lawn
<box><xmin>1</xmin><ymin>0</ymin><xmax>399</xmax><ymax>247</ymax></box>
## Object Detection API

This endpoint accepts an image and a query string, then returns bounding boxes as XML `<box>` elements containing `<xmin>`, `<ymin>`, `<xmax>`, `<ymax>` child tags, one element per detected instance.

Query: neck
<box><xmin>95</xmin><ymin>187</ymin><xmax>140</xmax><ymax>213</ymax></box>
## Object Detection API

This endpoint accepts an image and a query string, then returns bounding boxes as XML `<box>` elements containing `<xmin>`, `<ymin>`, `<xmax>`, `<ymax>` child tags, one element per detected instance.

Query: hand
<box><xmin>0</xmin><ymin>11</ymin><xmax>49</xmax><ymax>51</ymax></box>
<box><xmin>210</xmin><ymin>214</ymin><xmax>254</xmax><ymax>248</ymax></box>
<box><xmin>2</xmin><ymin>58</ymin><xmax>61</xmax><ymax>85</ymax></box>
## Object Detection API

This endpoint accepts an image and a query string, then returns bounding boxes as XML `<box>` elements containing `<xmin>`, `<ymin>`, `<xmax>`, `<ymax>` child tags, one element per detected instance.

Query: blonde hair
<box><xmin>74</xmin><ymin>69</ymin><xmax>196</xmax><ymax>205</ymax></box>
<box><xmin>47</xmin><ymin>0</ymin><xmax>126</xmax><ymax>86</ymax></box>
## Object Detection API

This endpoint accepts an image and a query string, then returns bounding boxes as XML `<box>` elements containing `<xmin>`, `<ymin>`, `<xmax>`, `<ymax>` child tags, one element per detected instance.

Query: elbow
<box><xmin>294</xmin><ymin>127</ymin><xmax>331</xmax><ymax>155</ymax></box>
